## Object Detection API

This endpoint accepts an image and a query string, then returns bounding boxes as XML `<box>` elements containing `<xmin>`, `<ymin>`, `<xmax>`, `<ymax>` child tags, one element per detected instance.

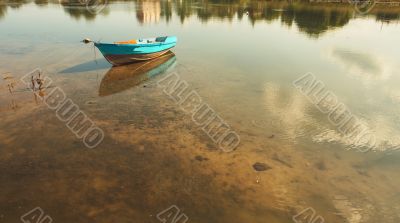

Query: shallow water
<box><xmin>1</xmin><ymin>1</ymin><xmax>400</xmax><ymax>223</ymax></box>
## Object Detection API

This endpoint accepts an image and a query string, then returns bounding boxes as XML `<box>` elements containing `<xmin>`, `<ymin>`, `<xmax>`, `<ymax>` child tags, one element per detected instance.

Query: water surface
<box><xmin>1</xmin><ymin>1</ymin><xmax>400</xmax><ymax>223</ymax></box>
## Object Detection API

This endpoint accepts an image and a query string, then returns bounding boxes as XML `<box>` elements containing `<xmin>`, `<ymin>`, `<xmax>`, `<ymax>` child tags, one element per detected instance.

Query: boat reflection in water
<box><xmin>99</xmin><ymin>51</ymin><xmax>176</xmax><ymax>96</ymax></box>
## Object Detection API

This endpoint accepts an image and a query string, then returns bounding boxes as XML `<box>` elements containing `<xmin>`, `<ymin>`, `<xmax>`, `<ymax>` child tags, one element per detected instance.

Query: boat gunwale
<box><xmin>94</xmin><ymin>38</ymin><xmax>177</xmax><ymax>48</ymax></box>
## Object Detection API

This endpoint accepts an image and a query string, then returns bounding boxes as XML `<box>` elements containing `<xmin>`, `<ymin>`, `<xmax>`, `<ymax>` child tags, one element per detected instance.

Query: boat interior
<box><xmin>115</xmin><ymin>36</ymin><xmax>168</xmax><ymax>45</ymax></box>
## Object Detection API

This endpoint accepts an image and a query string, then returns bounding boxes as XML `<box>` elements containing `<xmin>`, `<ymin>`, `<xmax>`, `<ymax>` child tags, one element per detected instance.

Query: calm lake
<box><xmin>1</xmin><ymin>0</ymin><xmax>400</xmax><ymax>222</ymax></box>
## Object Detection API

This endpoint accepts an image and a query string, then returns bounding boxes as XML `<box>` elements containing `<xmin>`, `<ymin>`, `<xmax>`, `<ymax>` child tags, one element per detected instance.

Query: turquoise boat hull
<box><xmin>94</xmin><ymin>36</ymin><xmax>177</xmax><ymax>66</ymax></box>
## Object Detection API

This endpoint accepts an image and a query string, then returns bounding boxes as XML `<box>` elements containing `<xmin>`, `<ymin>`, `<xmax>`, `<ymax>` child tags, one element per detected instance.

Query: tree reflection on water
<box><xmin>0</xmin><ymin>0</ymin><xmax>399</xmax><ymax>37</ymax></box>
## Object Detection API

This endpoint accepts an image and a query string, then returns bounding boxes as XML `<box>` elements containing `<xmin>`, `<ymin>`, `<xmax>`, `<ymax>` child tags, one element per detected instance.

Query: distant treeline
<box><xmin>1</xmin><ymin>0</ymin><xmax>400</xmax><ymax>37</ymax></box>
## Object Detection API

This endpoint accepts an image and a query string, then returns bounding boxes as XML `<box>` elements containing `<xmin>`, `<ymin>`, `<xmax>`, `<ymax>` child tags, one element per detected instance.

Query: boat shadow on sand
<box><xmin>59</xmin><ymin>58</ymin><xmax>112</xmax><ymax>74</ymax></box>
<box><xmin>98</xmin><ymin>51</ymin><xmax>176</xmax><ymax>97</ymax></box>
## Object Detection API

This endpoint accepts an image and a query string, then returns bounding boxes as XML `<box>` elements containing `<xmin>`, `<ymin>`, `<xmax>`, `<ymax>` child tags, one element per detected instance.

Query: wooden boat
<box><xmin>94</xmin><ymin>36</ymin><xmax>177</xmax><ymax>66</ymax></box>
<box><xmin>99</xmin><ymin>51</ymin><xmax>176</xmax><ymax>96</ymax></box>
